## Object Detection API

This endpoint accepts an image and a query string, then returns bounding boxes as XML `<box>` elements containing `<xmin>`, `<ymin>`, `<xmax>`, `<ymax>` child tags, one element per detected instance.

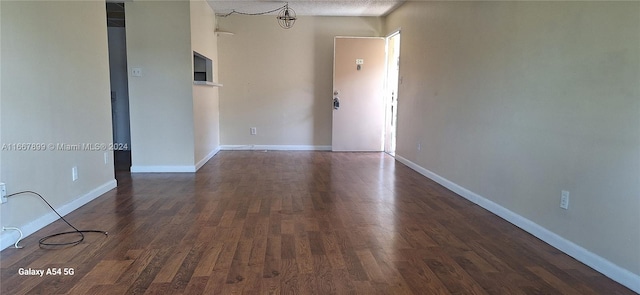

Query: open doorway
<box><xmin>384</xmin><ymin>31</ymin><xmax>400</xmax><ymax>156</ymax></box>
<box><xmin>106</xmin><ymin>2</ymin><xmax>132</xmax><ymax>171</ymax></box>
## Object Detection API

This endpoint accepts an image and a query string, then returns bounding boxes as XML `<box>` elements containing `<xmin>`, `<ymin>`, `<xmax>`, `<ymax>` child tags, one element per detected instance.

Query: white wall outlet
<box><xmin>417</xmin><ymin>143</ymin><xmax>422</xmax><ymax>151</ymax></box>
<box><xmin>250</xmin><ymin>127</ymin><xmax>257</xmax><ymax>135</ymax></box>
<box><xmin>104</xmin><ymin>152</ymin><xmax>109</xmax><ymax>165</ymax></box>
<box><xmin>560</xmin><ymin>190</ymin><xmax>570</xmax><ymax>210</ymax></box>
<box><xmin>72</xmin><ymin>166</ymin><xmax>78</xmax><ymax>182</ymax></box>
<box><xmin>132</xmin><ymin>67</ymin><xmax>142</xmax><ymax>77</ymax></box>
<box><xmin>1</xmin><ymin>183</ymin><xmax>7</xmax><ymax>204</ymax></box>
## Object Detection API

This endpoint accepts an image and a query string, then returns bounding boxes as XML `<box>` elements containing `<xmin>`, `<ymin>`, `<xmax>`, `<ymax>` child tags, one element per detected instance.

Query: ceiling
<box><xmin>207</xmin><ymin>0</ymin><xmax>406</xmax><ymax>17</ymax></box>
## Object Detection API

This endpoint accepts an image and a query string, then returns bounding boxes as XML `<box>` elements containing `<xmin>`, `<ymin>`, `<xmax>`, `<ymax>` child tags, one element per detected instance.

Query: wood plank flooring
<box><xmin>0</xmin><ymin>151</ymin><xmax>634</xmax><ymax>294</ymax></box>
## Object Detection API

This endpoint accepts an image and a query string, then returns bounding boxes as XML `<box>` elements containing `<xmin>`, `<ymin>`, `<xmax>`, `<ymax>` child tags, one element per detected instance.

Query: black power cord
<box><xmin>5</xmin><ymin>191</ymin><xmax>108</xmax><ymax>248</ymax></box>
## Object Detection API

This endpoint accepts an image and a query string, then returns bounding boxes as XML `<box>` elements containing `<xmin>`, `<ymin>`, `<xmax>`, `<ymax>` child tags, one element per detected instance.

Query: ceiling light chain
<box><xmin>216</xmin><ymin>2</ymin><xmax>297</xmax><ymax>29</ymax></box>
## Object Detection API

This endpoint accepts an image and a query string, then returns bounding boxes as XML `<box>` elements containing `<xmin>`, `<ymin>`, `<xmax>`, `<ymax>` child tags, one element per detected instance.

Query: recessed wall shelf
<box><xmin>193</xmin><ymin>51</ymin><xmax>217</xmax><ymax>85</ymax></box>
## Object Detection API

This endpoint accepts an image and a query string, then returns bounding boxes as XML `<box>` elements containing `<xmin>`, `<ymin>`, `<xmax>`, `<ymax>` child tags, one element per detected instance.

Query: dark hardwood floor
<box><xmin>0</xmin><ymin>151</ymin><xmax>634</xmax><ymax>294</ymax></box>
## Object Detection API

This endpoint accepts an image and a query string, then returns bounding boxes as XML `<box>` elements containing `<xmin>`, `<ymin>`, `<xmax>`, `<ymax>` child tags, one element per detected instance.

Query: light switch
<box><xmin>132</xmin><ymin>68</ymin><xmax>142</xmax><ymax>77</ymax></box>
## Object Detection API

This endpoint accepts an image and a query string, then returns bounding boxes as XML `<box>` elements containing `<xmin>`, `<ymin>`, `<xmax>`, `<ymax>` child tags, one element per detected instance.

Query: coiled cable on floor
<box><xmin>5</xmin><ymin>191</ymin><xmax>108</xmax><ymax>248</ymax></box>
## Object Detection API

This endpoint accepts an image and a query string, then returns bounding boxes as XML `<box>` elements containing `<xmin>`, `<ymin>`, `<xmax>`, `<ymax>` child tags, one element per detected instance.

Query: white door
<box><xmin>332</xmin><ymin>37</ymin><xmax>386</xmax><ymax>151</ymax></box>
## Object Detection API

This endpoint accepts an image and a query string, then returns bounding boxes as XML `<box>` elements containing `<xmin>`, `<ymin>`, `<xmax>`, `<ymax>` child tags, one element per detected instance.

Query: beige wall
<box><xmin>386</xmin><ymin>1</ymin><xmax>640</xmax><ymax>278</ymax></box>
<box><xmin>0</xmin><ymin>1</ymin><xmax>115</xmax><ymax>242</ymax></box>
<box><xmin>190</xmin><ymin>0</ymin><xmax>220</xmax><ymax>163</ymax></box>
<box><xmin>127</xmin><ymin>0</ymin><xmax>220</xmax><ymax>171</ymax></box>
<box><xmin>126</xmin><ymin>1</ymin><xmax>195</xmax><ymax>169</ymax></box>
<box><xmin>217</xmin><ymin>16</ymin><xmax>382</xmax><ymax>146</ymax></box>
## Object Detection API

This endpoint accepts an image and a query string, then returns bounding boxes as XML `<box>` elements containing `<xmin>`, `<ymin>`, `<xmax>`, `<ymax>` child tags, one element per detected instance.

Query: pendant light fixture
<box><xmin>276</xmin><ymin>3</ymin><xmax>296</xmax><ymax>29</ymax></box>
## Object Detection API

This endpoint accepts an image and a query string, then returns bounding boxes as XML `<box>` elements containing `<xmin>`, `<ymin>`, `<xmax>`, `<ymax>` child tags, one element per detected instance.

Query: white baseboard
<box><xmin>220</xmin><ymin>145</ymin><xmax>332</xmax><ymax>151</ymax></box>
<box><xmin>394</xmin><ymin>155</ymin><xmax>640</xmax><ymax>294</ymax></box>
<box><xmin>0</xmin><ymin>179</ymin><xmax>117</xmax><ymax>251</ymax></box>
<box><xmin>130</xmin><ymin>146</ymin><xmax>221</xmax><ymax>173</ymax></box>
<box><xmin>130</xmin><ymin>165</ymin><xmax>196</xmax><ymax>173</ymax></box>
<box><xmin>195</xmin><ymin>146</ymin><xmax>221</xmax><ymax>171</ymax></box>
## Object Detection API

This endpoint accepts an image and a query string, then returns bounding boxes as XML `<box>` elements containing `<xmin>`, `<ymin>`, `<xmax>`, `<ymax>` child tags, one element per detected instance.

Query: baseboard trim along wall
<box><xmin>130</xmin><ymin>165</ymin><xmax>197</xmax><ymax>173</ymax></box>
<box><xmin>195</xmin><ymin>146</ymin><xmax>221</xmax><ymax>171</ymax></box>
<box><xmin>131</xmin><ymin>146</ymin><xmax>329</xmax><ymax>172</ymax></box>
<box><xmin>0</xmin><ymin>179</ymin><xmax>118</xmax><ymax>251</ymax></box>
<box><xmin>394</xmin><ymin>155</ymin><xmax>640</xmax><ymax>293</ymax></box>
<box><xmin>220</xmin><ymin>145</ymin><xmax>332</xmax><ymax>151</ymax></box>
<box><xmin>131</xmin><ymin>146</ymin><xmax>221</xmax><ymax>173</ymax></box>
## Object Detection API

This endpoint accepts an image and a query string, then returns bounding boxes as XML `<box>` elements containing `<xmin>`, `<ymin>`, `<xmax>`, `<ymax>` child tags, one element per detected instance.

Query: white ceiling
<box><xmin>207</xmin><ymin>0</ymin><xmax>406</xmax><ymax>17</ymax></box>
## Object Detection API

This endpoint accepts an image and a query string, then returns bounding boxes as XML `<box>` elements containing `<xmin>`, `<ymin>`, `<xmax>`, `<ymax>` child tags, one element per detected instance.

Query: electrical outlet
<box><xmin>132</xmin><ymin>67</ymin><xmax>142</xmax><ymax>77</ymax></box>
<box><xmin>72</xmin><ymin>167</ymin><xmax>78</xmax><ymax>182</ymax></box>
<box><xmin>417</xmin><ymin>143</ymin><xmax>421</xmax><ymax>151</ymax></box>
<box><xmin>1</xmin><ymin>183</ymin><xmax>7</xmax><ymax>204</ymax></box>
<box><xmin>250</xmin><ymin>127</ymin><xmax>257</xmax><ymax>135</ymax></box>
<box><xmin>104</xmin><ymin>152</ymin><xmax>109</xmax><ymax>165</ymax></box>
<box><xmin>560</xmin><ymin>190</ymin><xmax>570</xmax><ymax>209</ymax></box>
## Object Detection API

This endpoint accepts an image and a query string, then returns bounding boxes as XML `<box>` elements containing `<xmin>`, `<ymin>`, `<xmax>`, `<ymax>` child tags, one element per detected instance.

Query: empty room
<box><xmin>0</xmin><ymin>0</ymin><xmax>638</xmax><ymax>294</ymax></box>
